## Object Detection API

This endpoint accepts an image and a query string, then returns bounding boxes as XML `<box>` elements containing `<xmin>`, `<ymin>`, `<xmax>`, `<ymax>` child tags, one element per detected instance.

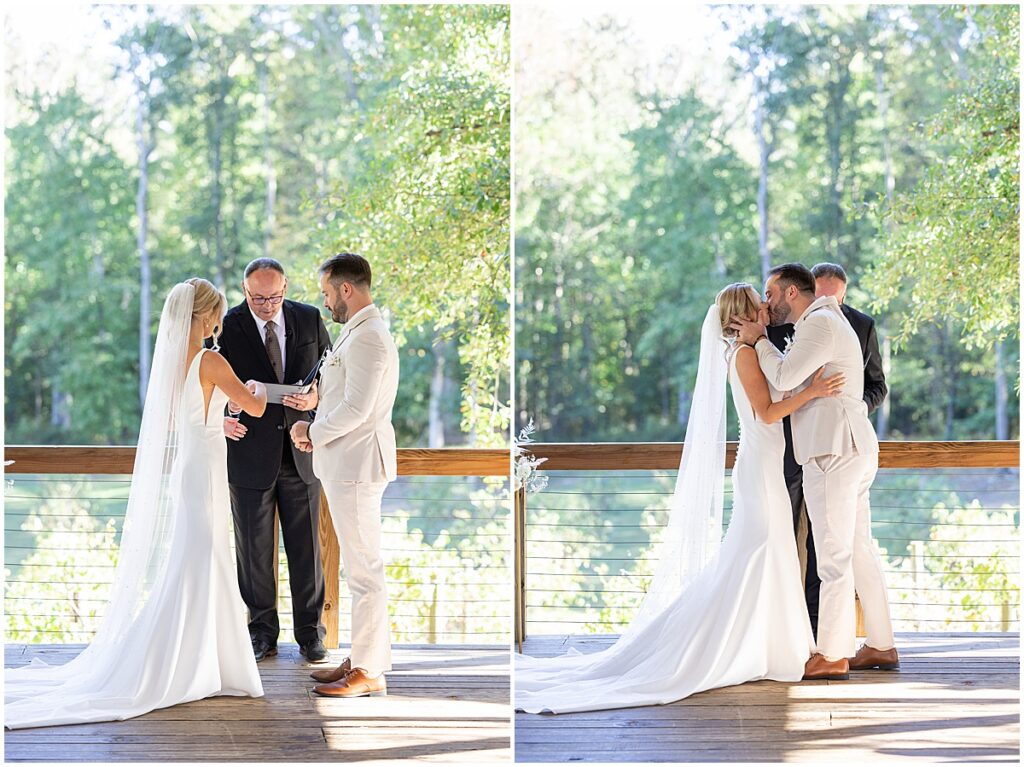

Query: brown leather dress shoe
<box><xmin>310</xmin><ymin>657</ymin><xmax>351</xmax><ymax>683</ymax></box>
<box><xmin>312</xmin><ymin>668</ymin><xmax>387</xmax><ymax>698</ymax></box>
<box><xmin>803</xmin><ymin>653</ymin><xmax>850</xmax><ymax>680</ymax></box>
<box><xmin>849</xmin><ymin>644</ymin><xmax>900</xmax><ymax>670</ymax></box>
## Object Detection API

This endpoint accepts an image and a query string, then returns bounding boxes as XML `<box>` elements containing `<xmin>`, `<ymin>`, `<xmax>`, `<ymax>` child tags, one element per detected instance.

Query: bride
<box><xmin>6</xmin><ymin>278</ymin><xmax>269</xmax><ymax>729</ymax></box>
<box><xmin>516</xmin><ymin>283</ymin><xmax>845</xmax><ymax>714</ymax></box>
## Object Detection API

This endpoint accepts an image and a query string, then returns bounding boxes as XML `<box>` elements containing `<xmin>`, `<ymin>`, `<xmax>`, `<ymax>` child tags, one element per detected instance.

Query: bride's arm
<box><xmin>734</xmin><ymin>345</ymin><xmax>843</xmax><ymax>424</ymax></box>
<box><xmin>200</xmin><ymin>352</ymin><xmax>268</xmax><ymax>417</ymax></box>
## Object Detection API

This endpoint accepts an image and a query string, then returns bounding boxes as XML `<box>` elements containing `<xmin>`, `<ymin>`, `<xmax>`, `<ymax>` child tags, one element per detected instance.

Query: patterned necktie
<box><xmin>265</xmin><ymin>319</ymin><xmax>284</xmax><ymax>383</ymax></box>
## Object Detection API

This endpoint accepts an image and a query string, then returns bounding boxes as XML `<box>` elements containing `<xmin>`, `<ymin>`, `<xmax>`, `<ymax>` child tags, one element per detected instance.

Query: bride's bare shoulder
<box><xmin>732</xmin><ymin>344</ymin><xmax>761</xmax><ymax>376</ymax></box>
<box><xmin>198</xmin><ymin>349</ymin><xmax>231</xmax><ymax>380</ymax></box>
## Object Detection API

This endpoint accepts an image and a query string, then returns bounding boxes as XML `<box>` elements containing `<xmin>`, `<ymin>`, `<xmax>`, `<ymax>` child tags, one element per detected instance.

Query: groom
<box><xmin>733</xmin><ymin>263</ymin><xmax>897</xmax><ymax>680</ymax></box>
<box><xmin>290</xmin><ymin>252</ymin><xmax>399</xmax><ymax>698</ymax></box>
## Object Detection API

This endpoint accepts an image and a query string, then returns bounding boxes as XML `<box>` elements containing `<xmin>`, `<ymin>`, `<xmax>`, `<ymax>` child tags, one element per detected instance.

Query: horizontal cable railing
<box><xmin>514</xmin><ymin>442</ymin><xmax>1020</xmax><ymax>647</ymax></box>
<box><xmin>5</xmin><ymin>446</ymin><xmax>510</xmax><ymax>646</ymax></box>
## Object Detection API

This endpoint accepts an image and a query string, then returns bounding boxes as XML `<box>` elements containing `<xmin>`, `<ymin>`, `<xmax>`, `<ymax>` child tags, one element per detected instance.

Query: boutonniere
<box><xmin>782</xmin><ymin>334</ymin><xmax>795</xmax><ymax>355</ymax></box>
<box><xmin>324</xmin><ymin>352</ymin><xmax>343</xmax><ymax>369</ymax></box>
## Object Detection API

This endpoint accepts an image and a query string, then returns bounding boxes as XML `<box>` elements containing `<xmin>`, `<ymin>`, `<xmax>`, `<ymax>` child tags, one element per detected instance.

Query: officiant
<box><xmin>216</xmin><ymin>257</ymin><xmax>333</xmax><ymax>663</ymax></box>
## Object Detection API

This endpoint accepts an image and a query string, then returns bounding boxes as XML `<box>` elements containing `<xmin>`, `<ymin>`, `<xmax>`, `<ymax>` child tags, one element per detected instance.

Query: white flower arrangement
<box><xmin>782</xmin><ymin>334</ymin><xmax>795</xmax><ymax>355</ymax></box>
<box><xmin>514</xmin><ymin>419</ymin><xmax>549</xmax><ymax>493</ymax></box>
<box><xmin>324</xmin><ymin>351</ymin><xmax>342</xmax><ymax>368</ymax></box>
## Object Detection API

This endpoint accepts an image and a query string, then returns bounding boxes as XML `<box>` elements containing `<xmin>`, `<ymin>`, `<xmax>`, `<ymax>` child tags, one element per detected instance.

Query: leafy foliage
<box><xmin>5</xmin><ymin>5</ymin><xmax>509</xmax><ymax>447</ymax></box>
<box><xmin>866</xmin><ymin>6</ymin><xmax>1020</xmax><ymax>351</ymax></box>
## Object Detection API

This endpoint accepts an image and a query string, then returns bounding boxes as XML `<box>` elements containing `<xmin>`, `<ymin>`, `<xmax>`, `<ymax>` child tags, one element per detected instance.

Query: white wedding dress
<box><xmin>516</xmin><ymin>315</ymin><xmax>814</xmax><ymax>714</ymax></box>
<box><xmin>5</xmin><ymin>287</ymin><xmax>263</xmax><ymax>730</ymax></box>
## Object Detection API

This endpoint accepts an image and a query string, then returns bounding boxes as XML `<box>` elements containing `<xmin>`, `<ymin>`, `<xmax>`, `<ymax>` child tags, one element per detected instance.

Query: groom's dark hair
<box><xmin>320</xmin><ymin>252</ymin><xmax>372</xmax><ymax>290</ymax></box>
<box><xmin>767</xmin><ymin>263</ymin><xmax>815</xmax><ymax>296</ymax></box>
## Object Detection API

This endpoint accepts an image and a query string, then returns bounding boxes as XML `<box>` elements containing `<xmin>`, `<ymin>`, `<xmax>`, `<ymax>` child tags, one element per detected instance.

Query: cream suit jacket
<box><xmin>754</xmin><ymin>295</ymin><xmax>879</xmax><ymax>465</ymax></box>
<box><xmin>309</xmin><ymin>304</ymin><xmax>399</xmax><ymax>483</ymax></box>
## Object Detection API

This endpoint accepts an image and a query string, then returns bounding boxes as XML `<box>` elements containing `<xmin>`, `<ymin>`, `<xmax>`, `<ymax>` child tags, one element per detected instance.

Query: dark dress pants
<box><xmin>230</xmin><ymin>433</ymin><xmax>326</xmax><ymax>645</ymax></box>
<box><xmin>781</xmin><ymin>415</ymin><xmax>821</xmax><ymax>640</ymax></box>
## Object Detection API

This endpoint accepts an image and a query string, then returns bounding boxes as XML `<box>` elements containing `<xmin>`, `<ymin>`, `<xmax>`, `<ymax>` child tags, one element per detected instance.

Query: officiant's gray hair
<box><xmin>811</xmin><ymin>262</ymin><xmax>847</xmax><ymax>283</ymax></box>
<box><xmin>320</xmin><ymin>253</ymin><xmax>372</xmax><ymax>290</ymax></box>
<box><xmin>244</xmin><ymin>258</ymin><xmax>286</xmax><ymax>278</ymax></box>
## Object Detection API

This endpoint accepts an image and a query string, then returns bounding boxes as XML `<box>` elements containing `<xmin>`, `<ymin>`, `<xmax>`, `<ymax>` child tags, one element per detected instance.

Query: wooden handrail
<box><xmin>513</xmin><ymin>440</ymin><xmax>1019</xmax><ymax>647</ymax></box>
<box><xmin>4</xmin><ymin>444</ymin><xmax>508</xmax><ymax>650</ymax></box>
<box><xmin>3</xmin><ymin>445</ymin><xmax>509</xmax><ymax>476</ymax></box>
<box><xmin>527</xmin><ymin>441</ymin><xmax>1020</xmax><ymax>470</ymax></box>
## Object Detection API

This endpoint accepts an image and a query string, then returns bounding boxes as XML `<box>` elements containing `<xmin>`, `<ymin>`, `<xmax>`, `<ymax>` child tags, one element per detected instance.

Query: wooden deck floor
<box><xmin>515</xmin><ymin>633</ymin><xmax>1019</xmax><ymax>763</ymax></box>
<box><xmin>4</xmin><ymin>643</ymin><xmax>511</xmax><ymax>762</ymax></box>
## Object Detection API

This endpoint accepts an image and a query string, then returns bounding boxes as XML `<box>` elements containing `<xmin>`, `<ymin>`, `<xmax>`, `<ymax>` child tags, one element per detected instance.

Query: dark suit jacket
<box><xmin>766</xmin><ymin>303</ymin><xmax>887</xmax><ymax>415</ymax></box>
<box><xmin>840</xmin><ymin>303</ymin><xmax>887</xmax><ymax>415</ymax></box>
<box><xmin>216</xmin><ymin>299</ymin><xmax>332</xmax><ymax>489</ymax></box>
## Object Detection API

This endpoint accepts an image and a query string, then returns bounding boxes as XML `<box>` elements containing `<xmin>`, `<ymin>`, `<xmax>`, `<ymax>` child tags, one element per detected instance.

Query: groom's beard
<box><xmin>769</xmin><ymin>297</ymin><xmax>791</xmax><ymax>326</ymax></box>
<box><xmin>331</xmin><ymin>297</ymin><xmax>351</xmax><ymax>324</ymax></box>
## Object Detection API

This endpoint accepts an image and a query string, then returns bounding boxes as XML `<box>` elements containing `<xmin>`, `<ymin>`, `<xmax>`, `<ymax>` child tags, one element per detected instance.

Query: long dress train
<box><xmin>515</xmin><ymin>349</ymin><xmax>814</xmax><ymax>714</ymax></box>
<box><xmin>5</xmin><ymin>348</ymin><xmax>262</xmax><ymax>729</ymax></box>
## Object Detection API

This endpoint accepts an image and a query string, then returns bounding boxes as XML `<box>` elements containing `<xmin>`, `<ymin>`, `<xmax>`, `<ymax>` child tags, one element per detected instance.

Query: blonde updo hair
<box><xmin>186</xmin><ymin>278</ymin><xmax>228</xmax><ymax>350</ymax></box>
<box><xmin>716</xmin><ymin>282</ymin><xmax>761</xmax><ymax>340</ymax></box>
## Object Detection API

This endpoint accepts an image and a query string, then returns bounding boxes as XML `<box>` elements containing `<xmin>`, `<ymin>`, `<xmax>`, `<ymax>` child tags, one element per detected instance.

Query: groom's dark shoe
<box><xmin>310</xmin><ymin>657</ymin><xmax>351</xmax><ymax>683</ymax></box>
<box><xmin>300</xmin><ymin>638</ymin><xmax>328</xmax><ymax>663</ymax></box>
<box><xmin>849</xmin><ymin>644</ymin><xmax>900</xmax><ymax>671</ymax></box>
<box><xmin>251</xmin><ymin>636</ymin><xmax>278</xmax><ymax>662</ymax></box>
<box><xmin>802</xmin><ymin>653</ymin><xmax>849</xmax><ymax>681</ymax></box>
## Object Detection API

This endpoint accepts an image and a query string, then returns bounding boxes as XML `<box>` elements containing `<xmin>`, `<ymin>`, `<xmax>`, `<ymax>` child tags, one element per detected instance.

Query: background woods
<box><xmin>5</xmin><ymin>4</ymin><xmax>510</xmax><ymax>449</ymax></box>
<box><xmin>515</xmin><ymin>4</ymin><xmax>1019</xmax><ymax>443</ymax></box>
<box><xmin>4</xmin><ymin>4</ymin><xmax>511</xmax><ymax>647</ymax></box>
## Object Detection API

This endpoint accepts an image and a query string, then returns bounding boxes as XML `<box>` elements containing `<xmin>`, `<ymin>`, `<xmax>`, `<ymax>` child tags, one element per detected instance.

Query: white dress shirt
<box><xmin>249</xmin><ymin>305</ymin><xmax>287</xmax><ymax>372</ymax></box>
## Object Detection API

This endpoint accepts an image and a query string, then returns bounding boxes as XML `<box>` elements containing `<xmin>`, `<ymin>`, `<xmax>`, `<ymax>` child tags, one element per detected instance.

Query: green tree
<box><xmin>866</xmin><ymin>5</ymin><xmax>1019</xmax><ymax>353</ymax></box>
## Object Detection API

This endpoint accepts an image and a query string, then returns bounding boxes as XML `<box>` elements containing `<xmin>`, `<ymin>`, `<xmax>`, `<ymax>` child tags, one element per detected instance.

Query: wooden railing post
<box><xmin>318</xmin><ymin>490</ymin><xmax>340</xmax><ymax>649</ymax></box>
<box><xmin>514</xmin><ymin>486</ymin><xmax>527</xmax><ymax>653</ymax></box>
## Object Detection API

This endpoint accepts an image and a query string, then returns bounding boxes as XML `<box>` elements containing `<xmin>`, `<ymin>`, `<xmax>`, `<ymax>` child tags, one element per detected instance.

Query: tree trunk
<box><xmin>876</xmin><ymin>332</ymin><xmax>891</xmax><ymax>439</ymax></box>
<box><xmin>754</xmin><ymin>74</ymin><xmax>771</xmax><ymax>282</ymax></box>
<box><xmin>995</xmin><ymin>338</ymin><xmax>1008</xmax><ymax>440</ymax></box>
<box><xmin>260</xmin><ymin>63</ymin><xmax>276</xmax><ymax>259</ymax></box>
<box><xmin>874</xmin><ymin>52</ymin><xmax>895</xmax><ymax>223</ymax></box>
<box><xmin>209</xmin><ymin>75</ymin><xmax>227</xmax><ymax>289</ymax></box>
<box><xmin>942</xmin><ymin>324</ymin><xmax>956</xmax><ymax>440</ymax></box>
<box><xmin>135</xmin><ymin>94</ymin><xmax>152</xmax><ymax>408</ymax></box>
<box><xmin>50</xmin><ymin>383</ymin><xmax>71</xmax><ymax>429</ymax></box>
<box><xmin>429</xmin><ymin>341</ymin><xmax>446</xmax><ymax>448</ymax></box>
<box><xmin>825</xmin><ymin>53</ymin><xmax>851</xmax><ymax>261</ymax></box>
<box><xmin>677</xmin><ymin>386</ymin><xmax>691</xmax><ymax>429</ymax></box>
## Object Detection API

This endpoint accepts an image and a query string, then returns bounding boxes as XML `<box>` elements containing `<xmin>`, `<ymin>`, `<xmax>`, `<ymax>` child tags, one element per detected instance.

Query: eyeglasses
<box><xmin>245</xmin><ymin>287</ymin><xmax>285</xmax><ymax>306</ymax></box>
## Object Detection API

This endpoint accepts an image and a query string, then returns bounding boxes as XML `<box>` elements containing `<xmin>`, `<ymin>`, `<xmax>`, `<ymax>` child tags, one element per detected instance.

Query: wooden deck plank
<box><xmin>514</xmin><ymin>632</ymin><xmax>1019</xmax><ymax>763</ymax></box>
<box><xmin>4</xmin><ymin>643</ymin><xmax>511</xmax><ymax>763</ymax></box>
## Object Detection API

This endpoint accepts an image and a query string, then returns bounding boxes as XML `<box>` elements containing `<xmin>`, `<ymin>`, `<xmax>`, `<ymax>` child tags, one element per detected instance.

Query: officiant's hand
<box><xmin>282</xmin><ymin>380</ymin><xmax>318</xmax><ymax>412</ymax></box>
<box><xmin>730</xmin><ymin>314</ymin><xmax>766</xmax><ymax>346</ymax></box>
<box><xmin>290</xmin><ymin>421</ymin><xmax>313</xmax><ymax>453</ymax></box>
<box><xmin>224</xmin><ymin>416</ymin><xmax>248</xmax><ymax>441</ymax></box>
